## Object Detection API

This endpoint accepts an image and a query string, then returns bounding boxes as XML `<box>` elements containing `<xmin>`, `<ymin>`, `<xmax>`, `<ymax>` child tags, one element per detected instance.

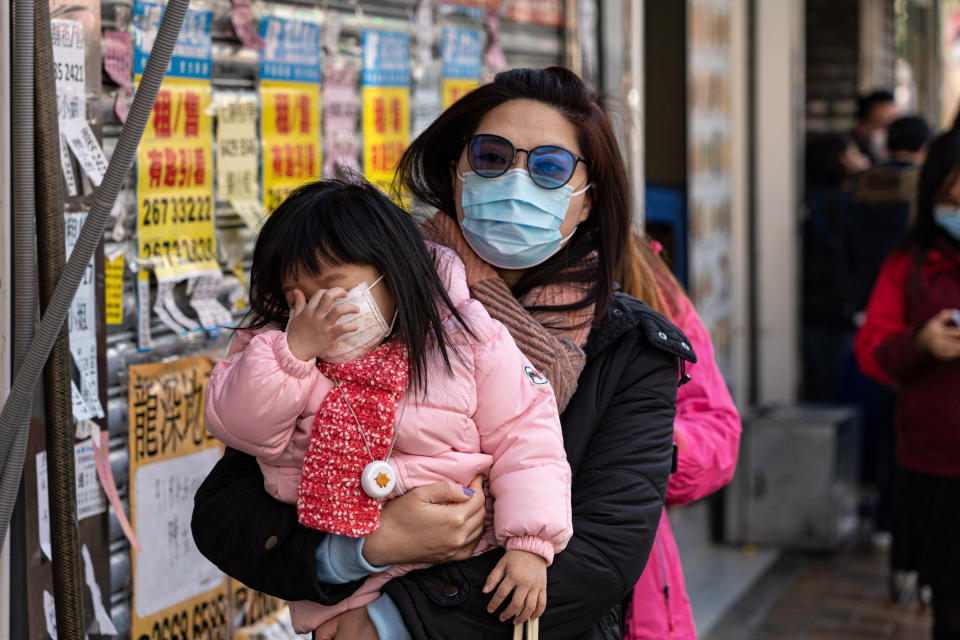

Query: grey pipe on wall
<box><xmin>34</xmin><ymin>0</ymin><xmax>86</xmax><ymax>633</ymax></box>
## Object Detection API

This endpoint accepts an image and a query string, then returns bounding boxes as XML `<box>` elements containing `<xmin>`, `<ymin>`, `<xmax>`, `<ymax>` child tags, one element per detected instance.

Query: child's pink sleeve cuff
<box><xmin>267</xmin><ymin>331</ymin><xmax>316</xmax><ymax>379</ymax></box>
<box><xmin>506</xmin><ymin>536</ymin><xmax>555</xmax><ymax>566</ymax></box>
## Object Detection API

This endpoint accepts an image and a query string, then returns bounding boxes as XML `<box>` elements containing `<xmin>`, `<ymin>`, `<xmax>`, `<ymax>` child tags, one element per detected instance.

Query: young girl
<box><xmin>204</xmin><ymin>179</ymin><xmax>572</xmax><ymax>634</ymax></box>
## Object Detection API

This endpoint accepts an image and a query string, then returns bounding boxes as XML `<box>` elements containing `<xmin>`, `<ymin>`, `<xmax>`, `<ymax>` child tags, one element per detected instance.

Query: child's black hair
<box><xmin>247</xmin><ymin>179</ymin><xmax>470</xmax><ymax>391</ymax></box>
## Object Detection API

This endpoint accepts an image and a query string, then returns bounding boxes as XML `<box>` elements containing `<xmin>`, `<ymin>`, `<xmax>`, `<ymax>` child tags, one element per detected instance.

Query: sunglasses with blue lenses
<box><xmin>465</xmin><ymin>134</ymin><xmax>588</xmax><ymax>190</ymax></box>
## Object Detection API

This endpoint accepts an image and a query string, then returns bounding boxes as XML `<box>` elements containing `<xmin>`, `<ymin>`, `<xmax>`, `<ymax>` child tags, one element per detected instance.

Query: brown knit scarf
<box><xmin>424</xmin><ymin>213</ymin><xmax>594</xmax><ymax>411</ymax></box>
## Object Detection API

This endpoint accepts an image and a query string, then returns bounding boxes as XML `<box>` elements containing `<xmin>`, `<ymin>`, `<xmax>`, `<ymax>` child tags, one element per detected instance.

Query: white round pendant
<box><xmin>361</xmin><ymin>460</ymin><xmax>395</xmax><ymax>499</ymax></box>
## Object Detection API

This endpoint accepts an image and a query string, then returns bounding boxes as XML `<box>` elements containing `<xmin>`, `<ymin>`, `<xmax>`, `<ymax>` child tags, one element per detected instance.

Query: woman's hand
<box><xmin>362</xmin><ymin>476</ymin><xmax>485</xmax><ymax>566</ymax></box>
<box><xmin>916</xmin><ymin>309</ymin><xmax>960</xmax><ymax>361</ymax></box>
<box><xmin>314</xmin><ymin>607</ymin><xmax>378</xmax><ymax>640</ymax></box>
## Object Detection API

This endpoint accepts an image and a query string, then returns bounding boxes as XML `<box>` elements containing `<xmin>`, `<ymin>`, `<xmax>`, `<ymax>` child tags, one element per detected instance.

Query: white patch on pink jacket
<box><xmin>204</xmin><ymin>245</ymin><xmax>572</xmax><ymax>633</ymax></box>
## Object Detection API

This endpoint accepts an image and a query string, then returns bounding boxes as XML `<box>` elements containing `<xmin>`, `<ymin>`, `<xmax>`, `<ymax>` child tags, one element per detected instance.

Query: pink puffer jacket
<box><xmin>205</xmin><ymin>245</ymin><xmax>572</xmax><ymax>562</ymax></box>
<box><xmin>625</xmin><ymin>290</ymin><xmax>741</xmax><ymax>640</ymax></box>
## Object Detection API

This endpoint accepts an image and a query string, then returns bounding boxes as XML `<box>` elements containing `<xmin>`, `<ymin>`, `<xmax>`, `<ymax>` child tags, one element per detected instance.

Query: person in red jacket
<box><xmin>855</xmin><ymin>127</ymin><xmax>960</xmax><ymax>640</ymax></box>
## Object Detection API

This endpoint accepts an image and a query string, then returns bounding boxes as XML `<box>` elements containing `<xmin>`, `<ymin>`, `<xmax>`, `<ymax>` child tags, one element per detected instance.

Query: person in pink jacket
<box><xmin>622</xmin><ymin>238</ymin><xmax>742</xmax><ymax>640</ymax></box>
<box><xmin>203</xmin><ymin>180</ymin><xmax>572</xmax><ymax>635</ymax></box>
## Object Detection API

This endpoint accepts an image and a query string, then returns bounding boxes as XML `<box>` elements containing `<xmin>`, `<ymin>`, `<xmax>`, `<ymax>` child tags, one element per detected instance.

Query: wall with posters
<box><xmin>70</xmin><ymin>1</ymin><xmax>569</xmax><ymax>638</ymax></box>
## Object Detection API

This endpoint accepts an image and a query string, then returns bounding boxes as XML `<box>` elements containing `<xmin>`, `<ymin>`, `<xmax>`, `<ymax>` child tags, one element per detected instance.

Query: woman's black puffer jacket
<box><xmin>192</xmin><ymin>293</ymin><xmax>695</xmax><ymax>639</ymax></box>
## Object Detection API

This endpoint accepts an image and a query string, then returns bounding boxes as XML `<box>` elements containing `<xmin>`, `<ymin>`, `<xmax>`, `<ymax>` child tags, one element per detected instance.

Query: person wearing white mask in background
<box><xmin>856</xmin><ymin>126</ymin><xmax>960</xmax><ymax>640</ymax></box>
<box><xmin>853</xmin><ymin>89</ymin><xmax>900</xmax><ymax>166</ymax></box>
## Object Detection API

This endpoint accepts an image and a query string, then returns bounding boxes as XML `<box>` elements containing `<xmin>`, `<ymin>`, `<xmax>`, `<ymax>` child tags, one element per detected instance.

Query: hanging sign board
<box><xmin>259</xmin><ymin>16</ymin><xmax>322</xmax><ymax>213</ymax></box>
<box><xmin>441</xmin><ymin>27</ymin><xmax>482</xmax><ymax>108</ymax></box>
<box><xmin>134</xmin><ymin>1</ymin><xmax>216</xmax><ymax>349</ymax></box>
<box><xmin>128</xmin><ymin>355</ymin><xmax>227</xmax><ymax>640</ymax></box>
<box><xmin>362</xmin><ymin>30</ymin><xmax>411</xmax><ymax>194</ymax></box>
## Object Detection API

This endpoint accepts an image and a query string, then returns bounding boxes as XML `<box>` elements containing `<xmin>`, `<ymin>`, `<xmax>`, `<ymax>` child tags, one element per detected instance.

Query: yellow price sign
<box><xmin>442</xmin><ymin>78</ymin><xmax>479</xmax><ymax>109</ymax></box>
<box><xmin>136</xmin><ymin>78</ymin><xmax>217</xmax><ymax>275</ymax></box>
<box><xmin>105</xmin><ymin>252</ymin><xmax>125</xmax><ymax>325</ymax></box>
<box><xmin>362</xmin><ymin>86</ymin><xmax>410</xmax><ymax>194</ymax></box>
<box><xmin>261</xmin><ymin>81</ymin><xmax>321</xmax><ymax>212</ymax></box>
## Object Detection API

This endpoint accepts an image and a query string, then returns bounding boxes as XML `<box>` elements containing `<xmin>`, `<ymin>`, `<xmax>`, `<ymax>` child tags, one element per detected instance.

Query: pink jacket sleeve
<box><xmin>205</xmin><ymin>327</ymin><xmax>332</xmax><ymax>460</ymax></box>
<box><xmin>471</xmin><ymin>313</ymin><xmax>573</xmax><ymax>565</ymax></box>
<box><xmin>665</xmin><ymin>294</ymin><xmax>742</xmax><ymax>506</ymax></box>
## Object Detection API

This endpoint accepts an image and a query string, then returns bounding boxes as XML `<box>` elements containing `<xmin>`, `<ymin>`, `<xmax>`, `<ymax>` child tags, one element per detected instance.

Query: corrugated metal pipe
<box><xmin>34</xmin><ymin>0</ymin><xmax>85</xmax><ymax>633</ymax></box>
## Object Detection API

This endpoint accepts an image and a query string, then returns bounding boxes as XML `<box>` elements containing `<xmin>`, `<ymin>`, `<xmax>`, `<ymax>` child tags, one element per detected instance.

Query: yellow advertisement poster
<box><xmin>258</xmin><ymin>16</ymin><xmax>322</xmax><ymax>212</ymax></box>
<box><xmin>261</xmin><ymin>81</ymin><xmax>321</xmax><ymax>212</ymax></box>
<box><xmin>361</xmin><ymin>31</ymin><xmax>411</xmax><ymax>194</ymax></box>
<box><xmin>362</xmin><ymin>86</ymin><xmax>410</xmax><ymax>193</ymax></box>
<box><xmin>127</xmin><ymin>355</ymin><xmax>227</xmax><ymax>640</ymax></box>
<box><xmin>135</xmin><ymin>2</ymin><xmax>216</xmax><ymax>280</ymax></box>
<box><xmin>134</xmin><ymin>2</ymin><xmax>220</xmax><ymax>349</ymax></box>
<box><xmin>136</xmin><ymin>78</ymin><xmax>217</xmax><ymax>279</ymax></box>
<box><xmin>442</xmin><ymin>78</ymin><xmax>479</xmax><ymax>109</ymax></box>
<box><xmin>104</xmin><ymin>251</ymin><xmax>124</xmax><ymax>325</ymax></box>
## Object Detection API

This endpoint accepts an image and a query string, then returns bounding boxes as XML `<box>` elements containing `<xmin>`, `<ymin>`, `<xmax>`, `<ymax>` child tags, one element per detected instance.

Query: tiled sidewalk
<box><xmin>704</xmin><ymin>549</ymin><xmax>932</xmax><ymax>640</ymax></box>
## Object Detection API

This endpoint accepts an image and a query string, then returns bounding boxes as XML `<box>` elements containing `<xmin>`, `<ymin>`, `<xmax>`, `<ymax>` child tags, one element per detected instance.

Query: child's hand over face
<box><xmin>483</xmin><ymin>549</ymin><xmax>548</xmax><ymax>624</ymax></box>
<box><xmin>286</xmin><ymin>288</ymin><xmax>360</xmax><ymax>362</ymax></box>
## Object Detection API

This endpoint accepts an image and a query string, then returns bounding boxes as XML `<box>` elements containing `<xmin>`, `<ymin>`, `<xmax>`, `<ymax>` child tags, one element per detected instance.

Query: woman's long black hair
<box><xmin>394</xmin><ymin>66</ymin><xmax>630</xmax><ymax>323</ymax></box>
<box><xmin>246</xmin><ymin>179</ymin><xmax>469</xmax><ymax>392</ymax></box>
<box><xmin>908</xmin><ymin>127</ymin><xmax>960</xmax><ymax>255</ymax></box>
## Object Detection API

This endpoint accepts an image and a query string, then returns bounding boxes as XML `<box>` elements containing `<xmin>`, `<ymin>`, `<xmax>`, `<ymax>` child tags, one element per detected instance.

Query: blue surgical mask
<box><xmin>458</xmin><ymin>168</ymin><xmax>590</xmax><ymax>269</ymax></box>
<box><xmin>934</xmin><ymin>204</ymin><xmax>960</xmax><ymax>241</ymax></box>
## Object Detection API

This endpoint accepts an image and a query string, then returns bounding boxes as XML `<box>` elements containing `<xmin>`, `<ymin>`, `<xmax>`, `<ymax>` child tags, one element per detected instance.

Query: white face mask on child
<box><xmin>320</xmin><ymin>275</ymin><xmax>394</xmax><ymax>363</ymax></box>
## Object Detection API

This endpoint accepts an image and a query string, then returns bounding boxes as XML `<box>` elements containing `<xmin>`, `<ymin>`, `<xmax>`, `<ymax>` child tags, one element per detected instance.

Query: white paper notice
<box><xmin>64</xmin><ymin>212</ymin><xmax>105</xmax><ymax>421</ymax></box>
<box><xmin>60</xmin><ymin>135</ymin><xmax>78</xmax><ymax>196</ymax></box>
<box><xmin>62</xmin><ymin>120</ymin><xmax>109</xmax><ymax>186</ymax></box>
<box><xmin>43</xmin><ymin>590</ymin><xmax>58</xmax><ymax>639</ymax></box>
<box><xmin>137</xmin><ymin>275</ymin><xmax>153</xmax><ymax>351</ymax></box>
<box><xmin>36</xmin><ymin>453</ymin><xmax>52</xmax><ymax>560</ymax></box>
<box><xmin>152</xmin><ymin>278</ymin><xmax>198</xmax><ymax>335</ymax></box>
<box><xmin>37</xmin><ymin>443</ymin><xmax>108</xmax><ymax>559</ymax></box>
<box><xmin>82</xmin><ymin>544</ymin><xmax>119</xmax><ymax>635</ymax></box>
<box><xmin>74</xmin><ymin>440</ymin><xmax>107</xmax><ymax>520</ymax></box>
<box><xmin>189</xmin><ymin>270</ymin><xmax>231</xmax><ymax>332</ymax></box>
<box><xmin>133</xmin><ymin>448</ymin><xmax>223</xmax><ymax>617</ymax></box>
<box><xmin>52</xmin><ymin>19</ymin><xmax>85</xmax><ymax>193</ymax></box>
<box><xmin>229</xmin><ymin>199</ymin><xmax>267</xmax><ymax>231</ymax></box>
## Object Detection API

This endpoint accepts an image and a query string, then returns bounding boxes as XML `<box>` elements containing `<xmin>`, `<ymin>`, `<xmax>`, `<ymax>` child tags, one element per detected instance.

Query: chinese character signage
<box><xmin>362</xmin><ymin>30</ymin><xmax>411</xmax><ymax>194</ymax></box>
<box><xmin>441</xmin><ymin>27</ymin><xmax>482</xmax><ymax>108</ymax></box>
<box><xmin>65</xmin><ymin>212</ymin><xmax>105</xmax><ymax>422</ymax></box>
<box><xmin>134</xmin><ymin>0</ymin><xmax>216</xmax><ymax>349</ymax></box>
<box><xmin>127</xmin><ymin>355</ymin><xmax>226</xmax><ymax>640</ymax></box>
<box><xmin>134</xmin><ymin>2</ymin><xmax>212</xmax><ymax>79</ymax></box>
<box><xmin>259</xmin><ymin>17</ymin><xmax>322</xmax><ymax>212</ymax></box>
<box><xmin>215</xmin><ymin>92</ymin><xmax>265</xmax><ymax>229</ymax></box>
